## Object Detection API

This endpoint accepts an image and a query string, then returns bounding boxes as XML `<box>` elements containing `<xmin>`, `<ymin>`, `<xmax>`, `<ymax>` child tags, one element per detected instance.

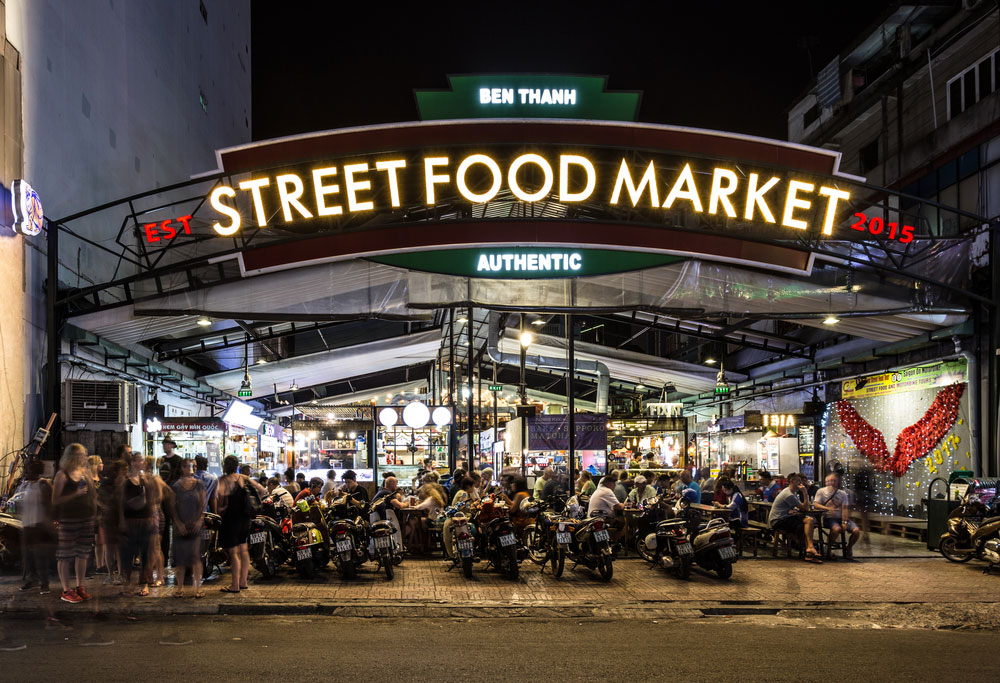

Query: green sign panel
<box><xmin>415</xmin><ymin>75</ymin><xmax>641</xmax><ymax>121</ymax></box>
<box><xmin>368</xmin><ymin>248</ymin><xmax>682</xmax><ymax>279</ymax></box>
<box><xmin>488</xmin><ymin>385</ymin><xmax>503</xmax><ymax>392</ymax></box>
<box><xmin>715</xmin><ymin>385</ymin><xmax>731</xmax><ymax>396</ymax></box>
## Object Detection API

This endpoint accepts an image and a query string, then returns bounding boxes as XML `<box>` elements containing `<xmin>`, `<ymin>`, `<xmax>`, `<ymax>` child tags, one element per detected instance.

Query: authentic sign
<box><xmin>208</xmin><ymin>149</ymin><xmax>852</xmax><ymax>240</ymax></box>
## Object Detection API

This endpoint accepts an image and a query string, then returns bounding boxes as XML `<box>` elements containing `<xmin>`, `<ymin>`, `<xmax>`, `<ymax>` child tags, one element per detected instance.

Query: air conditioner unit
<box><xmin>62</xmin><ymin>380</ymin><xmax>139</xmax><ymax>430</ymax></box>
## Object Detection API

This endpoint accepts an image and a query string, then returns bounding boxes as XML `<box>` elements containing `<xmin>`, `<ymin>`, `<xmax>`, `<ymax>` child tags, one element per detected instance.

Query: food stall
<box><xmin>375</xmin><ymin>403</ymin><xmax>452</xmax><ymax>485</ymax></box>
<box><xmin>606</xmin><ymin>416</ymin><xmax>687</xmax><ymax>471</ymax></box>
<box><xmin>146</xmin><ymin>417</ymin><xmax>227</xmax><ymax>475</ymax></box>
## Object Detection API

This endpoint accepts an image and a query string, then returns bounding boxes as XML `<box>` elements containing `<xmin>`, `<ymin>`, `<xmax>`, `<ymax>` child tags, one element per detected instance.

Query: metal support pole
<box><xmin>567</xmin><ymin>314</ymin><xmax>576</xmax><ymax>491</ymax></box>
<box><xmin>518</xmin><ymin>315</ymin><xmax>527</xmax><ymax>405</ymax></box>
<box><xmin>493</xmin><ymin>361</ymin><xmax>498</xmax><ymax>474</ymax></box>
<box><xmin>467</xmin><ymin>305</ymin><xmax>474</xmax><ymax>470</ymax></box>
<box><xmin>46</xmin><ymin>220</ymin><xmax>61</xmax><ymax>459</ymax></box>
<box><xmin>448</xmin><ymin>308</ymin><xmax>457</xmax><ymax>471</ymax></box>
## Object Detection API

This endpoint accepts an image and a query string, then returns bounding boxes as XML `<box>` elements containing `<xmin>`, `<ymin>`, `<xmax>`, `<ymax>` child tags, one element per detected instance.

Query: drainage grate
<box><xmin>700</xmin><ymin>607</ymin><xmax>781</xmax><ymax>616</ymax></box>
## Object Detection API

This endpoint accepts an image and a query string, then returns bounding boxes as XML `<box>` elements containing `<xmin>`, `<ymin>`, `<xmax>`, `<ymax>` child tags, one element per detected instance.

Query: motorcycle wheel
<box><xmin>506</xmin><ymin>547</ymin><xmax>519</xmax><ymax>580</ymax></box>
<box><xmin>462</xmin><ymin>556</ymin><xmax>473</xmax><ymax>579</ymax></box>
<box><xmin>635</xmin><ymin>536</ymin><xmax>656</xmax><ymax>563</ymax></box>
<box><xmin>716</xmin><ymin>561</ymin><xmax>733</xmax><ymax>580</ymax></box>
<box><xmin>677</xmin><ymin>555</ymin><xmax>692</xmax><ymax>580</ymax></box>
<box><xmin>597</xmin><ymin>556</ymin><xmax>614</xmax><ymax>582</ymax></box>
<box><xmin>342</xmin><ymin>559</ymin><xmax>357</xmax><ymax>580</ymax></box>
<box><xmin>384</xmin><ymin>557</ymin><xmax>395</xmax><ymax>581</ymax></box>
<box><xmin>256</xmin><ymin>543</ymin><xmax>278</xmax><ymax>579</ymax></box>
<box><xmin>296</xmin><ymin>557</ymin><xmax>316</xmax><ymax>580</ymax></box>
<box><xmin>550</xmin><ymin>545</ymin><xmax>565</xmax><ymax>578</ymax></box>
<box><xmin>524</xmin><ymin>526</ymin><xmax>547</xmax><ymax>565</ymax></box>
<box><xmin>940</xmin><ymin>537</ymin><xmax>973</xmax><ymax>563</ymax></box>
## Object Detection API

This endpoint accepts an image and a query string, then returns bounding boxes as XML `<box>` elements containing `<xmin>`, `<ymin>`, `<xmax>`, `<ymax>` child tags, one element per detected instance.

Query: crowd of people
<box><xmin>14</xmin><ymin>437</ymin><xmax>274</xmax><ymax>603</ymax></box>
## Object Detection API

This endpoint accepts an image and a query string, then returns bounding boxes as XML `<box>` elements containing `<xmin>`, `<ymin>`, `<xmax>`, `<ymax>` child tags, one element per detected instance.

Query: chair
<box><xmin>737</xmin><ymin>527</ymin><xmax>762</xmax><ymax>558</ymax></box>
<box><xmin>771</xmin><ymin>527</ymin><xmax>805</xmax><ymax>558</ymax></box>
<box><xmin>821</xmin><ymin>522</ymin><xmax>850</xmax><ymax>559</ymax></box>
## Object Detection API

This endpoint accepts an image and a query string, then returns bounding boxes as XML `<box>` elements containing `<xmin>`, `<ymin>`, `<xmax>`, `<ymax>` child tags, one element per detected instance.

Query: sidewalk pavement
<box><xmin>2</xmin><ymin>536</ymin><xmax>999</xmax><ymax>624</ymax></box>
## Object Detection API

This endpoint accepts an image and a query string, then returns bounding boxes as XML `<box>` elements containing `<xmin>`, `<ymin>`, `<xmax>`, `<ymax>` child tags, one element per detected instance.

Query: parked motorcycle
<box><xmin>290</xmin><ymin>496</ymin><xmax>330</xmax><ymax>579</ymax></box>
<box><xmin>940</xmin><ymin>491</ymin><xmax>1000</xmax><ymax>572</ymax></box>
<box><xmin>249</xmin><ymin>495</ymin><xmax>291</xmax><ymax>579</ymax></box>
<box><xmin>324</xmin><ymin>492</ymin><xmax>369</xmax><ymax>580</ymax></box>
<box><xmin>443</xmin><ymin>502</ymin><xmax>477</xmax><ymax>578</ymax></box>
<box><xmin>567</xmin><ymin>514</ymin><xmax>615</xmax><ymax>581</ymax></box>
<box><xmin>677</xmin><ymin>500</ymin><xmax>738</xmax><ymax>579</ymax></box>
<box><xmin>642</xmin><ymin>516</ymin><xmax>693</xmax><ymax>579</ymax></box>
<box><xmin>471</xmin><ymin>494</ymin><xmax>520</xmax><ymax>580</ymax></box>
<box><xmin>367</xmin><ymin>495</ymin><xmax>402</xmax><ymax>580</ymax></box>
<box><xmin>201</xmin><ymin>511</ymin><xmax>229</xmax><ymax>578</ymax></box>
<box><xmin>0</xmin><ymin>493</ymin><xmax>23</xmax><ymax>570</ymax></box>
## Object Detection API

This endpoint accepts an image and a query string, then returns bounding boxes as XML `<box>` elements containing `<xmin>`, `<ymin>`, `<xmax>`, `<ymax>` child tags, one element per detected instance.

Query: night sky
<box><xmin>251</xmin><ymin>1</ymin><xmax>890</xmax><ymax>142</ymax></box>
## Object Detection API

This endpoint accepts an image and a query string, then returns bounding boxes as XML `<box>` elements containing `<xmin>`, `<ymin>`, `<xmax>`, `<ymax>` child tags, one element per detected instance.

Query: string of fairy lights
<box><xmin>823</xmin><ymin>386</ymin><xmax>972</xmax><ymax>518</ymax></box>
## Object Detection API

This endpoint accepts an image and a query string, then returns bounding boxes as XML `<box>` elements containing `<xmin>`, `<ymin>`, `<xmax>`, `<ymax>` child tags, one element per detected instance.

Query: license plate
<box><xmin>677</xmin><ymin>542</ymin><xmax>693</xmax><ymax>555</ymax></box>
<box><xmin>335</xmin><ymin>539</ymin><xmax>353</xmax><ymax>553</ymax></box>
<box><xmin>374</xmin><ymin>536</ymin><xmax>393</xmax><ymax>549</ymax></box>
<box><xmin>457</xmin><ymin>539</ymin><xmax>474</xmax><ymax>556</ymax></box>
<box><xmin>499</xmin><ymin>534</ymin><xmax>516</xmax><ymax>547</ymax></box>
<box><xmin>556</xmin><ymin>532</ymin><xmax>572</xmax><ymax>544</ymax></box>
<box><xmin>249</xmin><ymin>532</ymin><xmax>266</xmax><ymax>545</ymax></box>
<box><xmin>296</xmin><ymin>547</ymin><xmax>312</xmax><ymax>561</ymax></box>
<box><xmin>593</xmin><ymin>529</ymin><xmax>609</xmax><ymax>542</ymax></box>
<box><xmin>719</xmin><ymin>545</ymin><xmax>737</xmax><ymax>560</ymax></box>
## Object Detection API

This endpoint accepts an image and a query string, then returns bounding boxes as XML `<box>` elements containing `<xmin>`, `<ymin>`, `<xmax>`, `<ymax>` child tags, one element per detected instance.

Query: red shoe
<box><xmin>75</xmin><ymin>586</ymin><xmax>93</xmax><ymax>601</ymax></box>
<box><xmin>60</xmin><ymin>589</ymin><xmax>82</xmax><ymax>604</ymax></box>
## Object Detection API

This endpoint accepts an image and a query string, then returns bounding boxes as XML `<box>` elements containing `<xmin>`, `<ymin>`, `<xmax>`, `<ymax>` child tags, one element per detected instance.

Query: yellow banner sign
<box><xmin>841</xmin><ymin>361</ymin><xmax>967</xmax><ymax>400</ymax></box>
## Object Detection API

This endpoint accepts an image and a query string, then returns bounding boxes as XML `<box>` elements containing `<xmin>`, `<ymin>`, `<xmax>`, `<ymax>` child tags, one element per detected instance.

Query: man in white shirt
<box><xmin>813</xmin><ymin>474</ymin><xmax>860</xmax><ymax>559</ymax></box>
<box><xmin>266</xmin><ymin>477</ymin><xmax>295</xmax><ymax>509</ymax></box>
<box><xmin>587</xmin><ymin>475</ymin><xmax>625</xmax><ymax>518</ymax></box>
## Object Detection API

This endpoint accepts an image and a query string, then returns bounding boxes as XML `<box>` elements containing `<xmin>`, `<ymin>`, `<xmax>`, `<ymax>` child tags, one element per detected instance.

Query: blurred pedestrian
<box><xmin>214</xmin><ymin>455</ymin><xmax>266</xmax><ymax>593</ymax></box>
<box><xmin>87</xmin><ymin>455</ymin><xmax>105</xmax><ymax>574</ymax></box>
<box><xmin>171</xmin><ymin>459</ymin><xmax>206</xmax><ymax>597</ymax></box>
<box><xmin>146</xmin><ymin>456</ymin><xmax>174</xmax><ymax>588</ymax></box>
<box><xmin>51</xmin><ymin>443</ymin><xmax>97</xmax><ymax>603</ymax></box>
<box><xmin>97</xmin><ymin>459</ymin><xmax>126</xmax><ymax>584</ymax></box>
<box><xmin>119</xmin><ymin>450</ymin><xmax>153</xmax><ymax>596</ymax></box>
<box><xmin>17</xmin><ymin>460</ymin><xmax>54</xmax><ymax>595</ymax></box>
<box><xmin>193</xmin><ymin>455</ymin><xmax>218</xmax><ymax>513</ymax></box>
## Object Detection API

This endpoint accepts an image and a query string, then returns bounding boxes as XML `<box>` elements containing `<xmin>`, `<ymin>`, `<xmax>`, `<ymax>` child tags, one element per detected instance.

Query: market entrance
<box><xmin>44</xmin><ymin>80</ymin><xmax>994</xmax><ymax>553</ymax></box>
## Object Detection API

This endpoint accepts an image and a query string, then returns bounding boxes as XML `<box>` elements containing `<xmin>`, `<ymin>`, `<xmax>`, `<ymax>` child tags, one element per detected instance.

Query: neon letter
<box><xmin>610</xmin><ymin>160</ymin><xmax>659</xmax><ymax>207</ymax></box>
<box><xmin>375</xmin><ymin>159</ymin><xmax>407</xmax><ymax>207</ymax></box>
<box><xmin>210</xmin><ymin>186</ymin><xmax>241</xmax><ymax>236</ymax></box>
<box><xmin>818</xmin><ymin>186</ymin><xmax>851</xmax><ymax>236</ymax></box>
<box><xmin>276</xmin><ymin>173</ymin><xmax>313</xmax><ymax>222</ymax></box>
<box><xmin>559</xmin><ymin>155</ymin><xmax>596</xmax><ymax>202</ymax></box>
<box><xmin>508</xmin><ymin>154</ymin><xmax>553</xmax><ymax>202</ymax></box>
<box><xmin>238</xmin><ymin>178</ymin><xmax>270</xmax><ymax>226</ymax></box>
<box><xmin>662</xmin><ymin>163</ymin><xmax>703</xmax><ymax>212</ymax></box>
<box><xmin>424</xmin><ymin>157</ymin><xmax>450</xmax><ymax>204</ymax></box>
<box><xmin>456</xmin><ymin>154</ymin><xmax>502</xmax><ymax>203</ymax></box>
<box><xmin>782</xmin><ymin>180</ymin><xmax>814</xmax><ymax>230</ymax></box>
<box><xmin>312</xmin><ymin>167</ymin><xmax>343</xmax><ymax>216</ymax></box>
<box><xmin>176</xmin><ymin>215</ymin><xmax>193</xmax><ymax>234</ymax></box>
<box><xmin>708</xmin><ymin>168</ymin><xmax>738</xmax><ymax>217</ymax></box>
<box><xmin>343</xmin><ymin>163</ymin><xmax>374</xmax><ymax>212</ymax></box>
<box><xmin>744</xmin><ymin>173</ymin><xmax>779</xmax><ymax>223</ymax></box>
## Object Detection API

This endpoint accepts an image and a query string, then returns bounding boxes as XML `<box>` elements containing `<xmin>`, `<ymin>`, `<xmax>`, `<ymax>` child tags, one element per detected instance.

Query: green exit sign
<box><xmin>237</xmin><ymin>388</ymin><xmax>253</xmax><ymax>397</ymax></box>
<box><xmin>715</xmin><ymin>385</ymin><xmax>731</xmax><ymax>396</ymax></box>
<box><xmin>488</xmin><ymin>385</ymin><xmax>503</xmax><ymax>392</ymax></box>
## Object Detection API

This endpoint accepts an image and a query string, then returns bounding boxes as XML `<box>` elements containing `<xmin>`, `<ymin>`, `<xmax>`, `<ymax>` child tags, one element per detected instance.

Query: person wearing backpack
<box><xmin>214</xmin><ymin>456</ymin><xmax>266</xmax><ymax>593</ymax></box>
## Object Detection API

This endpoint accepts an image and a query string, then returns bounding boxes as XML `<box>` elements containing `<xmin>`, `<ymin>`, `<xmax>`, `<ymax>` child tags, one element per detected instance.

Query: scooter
<box><xmin>290</xmin><ymin>497</ymin><xmax>330</xmax><ymax>579</ymax></box>
<box><xmin>367</xmin><ymin>495</ymin><xmax>402</xmax><ymax>580</ymax></box>
<box><xmin>642</xmin><ymin>516</ymin><xmax>694</xmax><ymax>579</ymax></box>
<box><xmin>940</xmin><ymin>491</ymin><xmax>1000</xmax><ymax>572</ymax></box>
<box><xmin>248</xmin><ymin>495</ymin><xmax>290</xmax><ymax>579</ymax></box>
<box><xmin>471</xmin><ymin>495</ymin><xmax>520</xmax><ymax>580</ymax></box>
<box><xmin>201</xmin><ymin>511</ymin><xmax>229</xmax><ymax>578</ymax></box>
<box><xmin>677</xmin><ymin>500</ymin><xmax>737</xmax><ymax>579</ymax></box>
<box><xmin>324</xmin><ymin>492</ymin><xmax>369</xmax><ymax>580</ymax></box>
<box><xmin>443</xmin><ymin>503</ymin><xmax>476</xmax><ymax>578</ymax></box>
<box><xmin>567</xmin><ymin>515</ymin><xmax>615</xmax><ymax>581</ymax></box>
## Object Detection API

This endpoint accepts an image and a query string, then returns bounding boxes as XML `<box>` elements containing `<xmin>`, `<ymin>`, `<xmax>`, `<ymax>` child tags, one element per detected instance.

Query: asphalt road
<box><xmin>0</xmin><ymin>615</ymin><xmax>996</xmax><ymax>681</ymax></box>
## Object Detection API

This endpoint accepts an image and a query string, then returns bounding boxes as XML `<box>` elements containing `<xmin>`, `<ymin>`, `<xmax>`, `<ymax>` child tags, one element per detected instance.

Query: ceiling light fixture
<box><xmin>519</xmin><ymin>331</ymin><xmax>533</xmax><ymax>347</ymax></box>
<box><xmin>196</xmin><ymin>316</ymin><xmax>212</xmax><ymax>326</ymax></box>
<box><xmin>704</xmin><ymin>358</ymin><xmax>717</xmax><ymax>365</ymax></box>
<box><xmin>823</xmin><ymin>316</ymin><xmax>840</xmax><ymax>325</ymax></box>
<box><xmin>531</xmin><ymin>318</ymin><xmax>545</xmax><ymax>326</ymax></box>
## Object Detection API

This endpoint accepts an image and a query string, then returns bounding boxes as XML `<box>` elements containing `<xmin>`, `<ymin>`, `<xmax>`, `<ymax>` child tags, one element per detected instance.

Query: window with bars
<box><xmin>946</xmin><ymin>48</ymin><xmax>998</xmax><ymax>120</ymax></box>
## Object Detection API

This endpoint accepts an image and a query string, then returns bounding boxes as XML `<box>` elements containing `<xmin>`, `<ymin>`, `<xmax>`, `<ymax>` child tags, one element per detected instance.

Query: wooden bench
<box><xmin>737</xmin><ymin>527</ymin><xmax>763</xmax><ymax>558</ymax></box>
